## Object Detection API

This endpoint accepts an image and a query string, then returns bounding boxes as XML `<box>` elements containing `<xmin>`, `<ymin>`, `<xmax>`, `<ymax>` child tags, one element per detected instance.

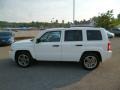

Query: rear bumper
<box><xmin>102</xmin><ymin>51</ymin><xmax>112</xmax><ymax>62</ymax></box>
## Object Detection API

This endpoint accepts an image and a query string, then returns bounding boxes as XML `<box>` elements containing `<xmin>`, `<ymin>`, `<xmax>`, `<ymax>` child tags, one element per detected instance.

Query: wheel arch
<box><xmin>80</xmin><ymin>51</ymin><xmax>102</xmax><ymax>62</ymax></box>
<box><xmin>15</xmin><ymin>50</ymin><xmax>33</xmax><ymax>59</ymax></box>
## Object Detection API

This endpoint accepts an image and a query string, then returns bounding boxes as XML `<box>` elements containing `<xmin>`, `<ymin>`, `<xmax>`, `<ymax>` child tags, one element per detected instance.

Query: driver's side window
<box><xmin>39</xmin><ymin>31</ymin><xmax>61</xmax><ymax>42</ymax></box>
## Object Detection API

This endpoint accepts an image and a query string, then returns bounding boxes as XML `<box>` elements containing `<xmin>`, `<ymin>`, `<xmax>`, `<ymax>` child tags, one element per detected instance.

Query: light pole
<box><xmin>73</xmin><ymin>0</ymin><xmax>75</xmax><ymax>24</ymax></box>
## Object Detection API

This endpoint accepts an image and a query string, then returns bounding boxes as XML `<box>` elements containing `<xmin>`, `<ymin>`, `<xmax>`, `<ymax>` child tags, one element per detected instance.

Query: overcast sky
<box><xmin>0</xmin><ymin>0</ymin><xmax>120</xmax><ymax>22</ymax></box>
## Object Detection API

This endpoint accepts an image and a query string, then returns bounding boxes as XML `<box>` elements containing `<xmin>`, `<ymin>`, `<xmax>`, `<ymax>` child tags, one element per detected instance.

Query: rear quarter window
<box><xmin>87</xmin><ymin>30</ymin><xmax>102</xmax><ymax>41</ymax></box>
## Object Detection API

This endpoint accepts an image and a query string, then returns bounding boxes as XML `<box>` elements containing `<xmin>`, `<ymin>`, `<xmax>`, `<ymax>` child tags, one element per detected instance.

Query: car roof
<box><xmin>45</xmin><ymin>27</ymin><xmax>104</xmax><ymax>31</ymax></box>
<box><xmin>68</xmin><ymin>27</ymin><xmax>104</xmax><ymax>30</ymax></box>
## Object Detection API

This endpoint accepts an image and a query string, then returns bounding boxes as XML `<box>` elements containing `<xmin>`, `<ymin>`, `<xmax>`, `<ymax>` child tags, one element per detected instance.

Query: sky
<box><xmin>0</xmin><ymin>0</ymin><xmax>120</xmax><ymax>23</ymax></box>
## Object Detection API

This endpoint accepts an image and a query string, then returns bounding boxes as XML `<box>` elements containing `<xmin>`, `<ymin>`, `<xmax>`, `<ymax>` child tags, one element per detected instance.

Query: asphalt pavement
<box><xmin>0</xmin><ymin>38</ymin><xmax>120</xmax><ymax>90</ymax></box>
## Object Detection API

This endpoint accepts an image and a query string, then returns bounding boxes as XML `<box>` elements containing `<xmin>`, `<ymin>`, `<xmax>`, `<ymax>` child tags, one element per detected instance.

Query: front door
<box><xmin>35</xmin><ymin>31</ymin><xmax>62</xmax><ymax>61</ymax></box>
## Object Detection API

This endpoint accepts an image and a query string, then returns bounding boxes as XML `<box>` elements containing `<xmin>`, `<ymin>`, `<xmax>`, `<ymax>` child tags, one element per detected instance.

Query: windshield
<box><xmin>0</xmin><ymin>32</ymin><xmax>12</xmax><ymax>37</ymax></box>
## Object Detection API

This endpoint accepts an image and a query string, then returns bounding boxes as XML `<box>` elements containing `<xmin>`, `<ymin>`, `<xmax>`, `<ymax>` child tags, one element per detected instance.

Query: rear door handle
<box><xmin>75</xmin><ymin>45</ymin><xmax>83</xmax><ymax>46</ymax></box>
<box><xmin>52</xmin><ymin>45</ymin><xmax>59</xmax><ymax>47</ymax></box>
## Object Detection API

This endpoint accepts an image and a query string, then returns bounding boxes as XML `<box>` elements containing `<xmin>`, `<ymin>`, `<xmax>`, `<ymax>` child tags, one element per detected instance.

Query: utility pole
<box><xmin>73</xmin><ymin>0</ymin><xmax>75</xmax><ymax>24</ymax></box>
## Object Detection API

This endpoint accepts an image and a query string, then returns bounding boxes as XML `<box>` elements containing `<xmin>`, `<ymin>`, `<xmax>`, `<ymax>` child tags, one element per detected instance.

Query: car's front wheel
<box><xmin>81</xmin><ymin>53</ymin><xmax>100</xmax><ymax>70</ymax></box>
<box><xmin>15</xmin><ymin>51</ymin><xmax>32</xmax><ymax>68</ymax></box>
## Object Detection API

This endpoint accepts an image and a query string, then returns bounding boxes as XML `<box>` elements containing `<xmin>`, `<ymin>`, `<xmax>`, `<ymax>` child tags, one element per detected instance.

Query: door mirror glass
<box><xmin>36</xmin><ymin>38</ymin><xmax>41</xmax><ymax>43</ymax></box>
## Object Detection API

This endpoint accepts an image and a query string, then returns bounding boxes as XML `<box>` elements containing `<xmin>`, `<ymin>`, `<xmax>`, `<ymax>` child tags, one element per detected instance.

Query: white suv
<box><xmin>9</xmin><ymin>27</ymin><xmax>112</xmax><ymax>70</ymax></box>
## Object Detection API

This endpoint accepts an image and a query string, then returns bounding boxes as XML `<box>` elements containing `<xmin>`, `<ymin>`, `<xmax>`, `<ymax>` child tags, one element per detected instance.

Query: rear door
<box><xmin>62</xmin><ymin>30</ymin><xmax>84</xmax><ymax>61</ymax></box>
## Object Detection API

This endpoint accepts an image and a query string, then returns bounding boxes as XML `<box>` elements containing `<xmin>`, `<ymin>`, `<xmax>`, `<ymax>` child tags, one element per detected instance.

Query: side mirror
<box><xmin>36</xmin><ymin>38</ymin><xmax>41</xmax><ymax>44</ymax></box>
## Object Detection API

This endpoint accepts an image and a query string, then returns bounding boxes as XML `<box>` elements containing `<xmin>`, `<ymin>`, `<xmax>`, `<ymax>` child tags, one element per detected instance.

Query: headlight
<box><xmin>8</xmin><ymin>38</ymin><xmax>12</xmax><ymax>42</ymax></box>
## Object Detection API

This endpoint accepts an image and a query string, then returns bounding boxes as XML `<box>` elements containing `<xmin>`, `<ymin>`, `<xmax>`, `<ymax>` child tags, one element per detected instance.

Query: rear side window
<box><xmin>87</xmin><ymin>30</ymin><xmax>102</xmax><ymax>41</ymax></box>
<box><xmin>65</xmin><ymin>30</ymin><xmax>83</xmax><ymax>41</ymax></box>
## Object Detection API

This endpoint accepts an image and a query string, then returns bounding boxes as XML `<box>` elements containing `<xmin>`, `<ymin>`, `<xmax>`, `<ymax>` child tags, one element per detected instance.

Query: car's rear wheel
<box><xmin>81</xmin><ymin>53</ymin><xmax>100</xmax><ymax>70</ymax></box>
<box><xmin>15</xmin><ymin>52</ymin><xmax>32</xmax><ymax>68</ymax></box>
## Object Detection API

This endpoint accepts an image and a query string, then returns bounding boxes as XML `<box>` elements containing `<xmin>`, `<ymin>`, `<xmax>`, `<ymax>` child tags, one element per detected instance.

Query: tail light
<box><xmin>108</xmin><ymin>41</ymin><xmax>112</xmax><ymax>51</ymax></box>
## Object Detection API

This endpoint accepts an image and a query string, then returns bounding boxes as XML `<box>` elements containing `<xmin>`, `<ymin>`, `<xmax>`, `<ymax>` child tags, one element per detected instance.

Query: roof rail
<box><xmin>70</xmin><ymin>24</ymin><xmax>95</xmax><ymax>27</ymax></box>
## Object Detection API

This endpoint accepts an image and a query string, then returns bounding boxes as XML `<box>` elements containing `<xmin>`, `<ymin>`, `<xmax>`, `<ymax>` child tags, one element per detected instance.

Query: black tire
<box><xmin>81</xmin><ymin>53</ymin><xmax>100</xmax><ymax>70</ymax></box>
<box><xmin>15</xmin><ymin>51</ymin><xmax>32</xmax><ymax>68</ymax></box>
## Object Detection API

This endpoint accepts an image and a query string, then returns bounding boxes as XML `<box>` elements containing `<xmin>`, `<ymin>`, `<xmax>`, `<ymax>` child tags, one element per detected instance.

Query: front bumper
<box><xmin>9</xmin><ymin>50</ymin><xmax>16</xmax><ymax>61</ymax></box>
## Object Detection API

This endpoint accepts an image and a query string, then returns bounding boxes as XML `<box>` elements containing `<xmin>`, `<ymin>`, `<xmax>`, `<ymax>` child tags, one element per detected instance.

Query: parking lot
<box><xmin>0</xmin><ymin>38</ymin><xmax>120</xmax><ymax>90</ymax></box>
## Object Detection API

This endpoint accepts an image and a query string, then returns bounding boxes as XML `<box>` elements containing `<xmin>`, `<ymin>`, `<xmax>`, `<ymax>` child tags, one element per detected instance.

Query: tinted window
<box><xmin>40</xmin><ymin>31</ymin><xmax>61</xmax><ymax>42</ymax></box>
<box><xmin>112</xmin><ymin>28</ymin><xmax>120</xmax><ymax>31</ymax></box>
<box><xmin>87</xmin><ymin>30</ymin><xmax>102</xmax><ymax>40</ymax></box>
<box><xmin>65</xmin><ymin>30</ymin><xmax>82</xmax><ymax>41</ymax></box>
<box><xmin>0</xmin><ymin>32</ymin><xmax>12</xmax><ymax>37</ymax></box>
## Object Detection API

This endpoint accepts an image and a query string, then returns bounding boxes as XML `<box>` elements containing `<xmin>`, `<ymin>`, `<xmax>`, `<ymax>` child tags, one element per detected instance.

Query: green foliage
<box><xmin>0</xmin><ymin>21</ymin><xmax>70</xmax><ymax>29</ymax></box>
<box><xmin>93</xmin><ymin>10</ymin><xmax>120</xmax><ymax>29</ymax></box>
<box><xmin>94</xmin><ymin>10</ymin><xmax>115</xmax><ymax>29</ymax></box>
<box><xmin>118</xmin><ymin>14</ymin><xmax>120</xmax><ymax>20</ymax></box>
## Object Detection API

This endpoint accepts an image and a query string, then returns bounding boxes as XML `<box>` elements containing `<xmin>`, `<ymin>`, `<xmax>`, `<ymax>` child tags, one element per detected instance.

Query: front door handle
<box><xmin>75</xmin><ymin>45</ymin><xmax>83</xmax><ymax>46</ymax></box>
<box><xmin>52</xmin><ymin>45</ymin><xmax>59</xmax><ymax>47</ymax></box>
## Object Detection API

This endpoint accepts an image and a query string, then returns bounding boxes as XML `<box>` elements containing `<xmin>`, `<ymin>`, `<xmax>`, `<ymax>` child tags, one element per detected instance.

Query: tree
<box><xmin>93</xmin><ymin>10</ymin><xmax>114</xmax><ymax>29</ymax></box>
<box><xmin>62</xmin><ymin>20</ymin><xmax>64</xmax><ymax>24</ymax></box>
<box><xmin>55</xmin><ymin>20</ymin><xmax>58</xmax><ymax>23</ymax></box>
<box><xmin>117</xmin><ymin>14</ymin><xmax>120</xmax><ymax>20</ymax></box>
